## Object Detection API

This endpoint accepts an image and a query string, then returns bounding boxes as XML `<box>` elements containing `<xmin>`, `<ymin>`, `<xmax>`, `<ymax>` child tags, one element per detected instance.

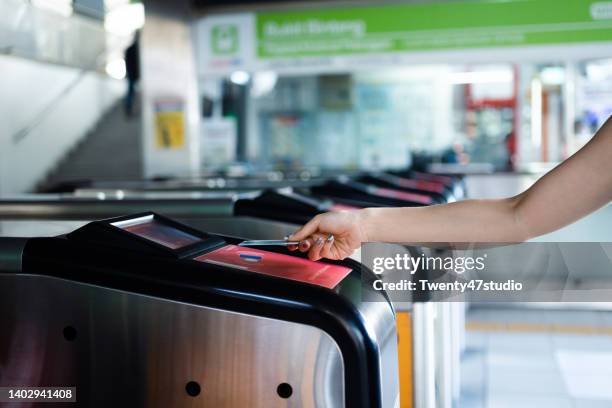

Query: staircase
<box><xmin>40</xmin><ymin>100</ymin><xmax>142</xmax><ymax>192</ymax></box>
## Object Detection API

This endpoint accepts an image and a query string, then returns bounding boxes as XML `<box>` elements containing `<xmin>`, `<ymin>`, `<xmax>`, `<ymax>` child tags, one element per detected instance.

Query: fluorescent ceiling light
<box><xmin>251</xmin><ymin>71</ymin><xmax>278</xmax><ymax>97</ymax></box>
<box><xmin>230</xmin><ymin>71</ymin><xmax>250</xmax><ymax>85</ymax></box>
<box><xmin>540</xmin><ymin>66</ymin><xmax>565</xmax><ymax>85</ymax></box>
<box><xmin>104</xmin><ymin>2</ymin><xmax>145</xmax><ymax>36</ymax></box>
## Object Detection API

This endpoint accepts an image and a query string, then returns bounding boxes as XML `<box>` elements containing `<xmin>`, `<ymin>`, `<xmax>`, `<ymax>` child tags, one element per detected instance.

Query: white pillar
<box><xmin>141</xmin><ymin>6</ymin><xmax>200</xmax><ymax>178</ymax></box>
<box><xmin>563</xmin><ymin>61</ymin><xmax>577</xmax><ymax>156</ymax></box>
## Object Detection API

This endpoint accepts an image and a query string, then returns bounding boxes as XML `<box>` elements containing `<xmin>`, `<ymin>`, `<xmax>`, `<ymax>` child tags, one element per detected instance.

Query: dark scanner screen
<box><xmin>195</xmin><ymin>245</ymin><xmax>352</xmax><ymax>289</ymax></box>
<box><xmin>114</xmin><ymin>216</ymin><xmax>201</xmax><ymax>249</ymax></box>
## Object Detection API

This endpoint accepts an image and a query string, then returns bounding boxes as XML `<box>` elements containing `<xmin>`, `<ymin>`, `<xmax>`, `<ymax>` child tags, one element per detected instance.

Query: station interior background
<box><xmin>2</xmin><ymin>0</ymin><xmax>612</xmax><ymax>407</ymax></box>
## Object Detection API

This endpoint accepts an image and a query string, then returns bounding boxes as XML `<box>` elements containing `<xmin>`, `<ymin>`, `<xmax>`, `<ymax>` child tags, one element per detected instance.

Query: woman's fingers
<box><xmin>288</xmin><ymin>215</ymin><xmax>321</xmax><ymax>242</ymax></box>
<box><xmin>307</xmin><ymin>233</ymin><xmax>327</xmax><ymax>260</ymax></box>
<box><xmin>290</xmin><ymin>232</ymin><xmax>347</xmax><ymax>261</ymax></box>
<box><xmin>319</xmin><ymin>234</ymin><xmax>336</xmax><ymax>260</ymax></box>
<box><xmin>298</xmin><ymin>239</ymin><xmax>312</xmax><ymax>252</ymax></box>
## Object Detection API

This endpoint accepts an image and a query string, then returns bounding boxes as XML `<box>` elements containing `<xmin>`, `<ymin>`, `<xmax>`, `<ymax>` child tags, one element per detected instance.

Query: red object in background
<box><xmin>464</xmin><ymin>66</ymin><xmax>519</xmax><ymax>169</ymax></box>
<box><xmin>195</xmin><ymin>245</ymin><xmax>352</xmax><ymax>289</ymax></box>
<box><xmin>330</xmin><ymin>203</ymin><xmax>360</xmax><ymax>211</ymax></box>
<box><xmin>374</xmin><ymin>187</ymin><xmax>434</xmax><ymax>205</ymax></box>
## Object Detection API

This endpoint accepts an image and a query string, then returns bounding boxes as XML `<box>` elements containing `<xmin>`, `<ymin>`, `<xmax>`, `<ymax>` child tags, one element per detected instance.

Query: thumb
<box><xmin>288</xmin><ymin>215</ymin><xmax>321</xmax><ymax>241</ymax></box>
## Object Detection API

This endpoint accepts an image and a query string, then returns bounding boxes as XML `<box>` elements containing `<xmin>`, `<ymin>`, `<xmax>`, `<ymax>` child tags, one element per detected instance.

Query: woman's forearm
<box><xmin>360</xmin><ymin>197</ymin><xmax>528</xmax><ymax>243</ymax></box>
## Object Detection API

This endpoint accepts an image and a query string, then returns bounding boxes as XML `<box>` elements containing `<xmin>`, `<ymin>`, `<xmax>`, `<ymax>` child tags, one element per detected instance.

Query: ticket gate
<box><xmin>39</xmin><ymin>171</ymin><xmax>271</xmax><ymax>193</ymax></box>
<box><xmin>44</xmin><ymin>173</ymin><xmax>329</xmax><ymax>194</ymax></box>
<box><xmin>357</xmin><ymin>173</ymin><xmax>454</xmax><ymax>203</ymax></box>
<box><xmin>64</xmin><ymin>186</ymin><xmax>454</xmax><ymax>408</ymax></box>
<box><xmin>0</xmin><ymin>191</ymin><xmax>238</xmax><ymax>220</ymax></box>
<box><xmin>233</xmin><ymin>189</ymin><xmax>358</xmax><ymax>225</ymax></box>
<box><xmin>0</xmin><ymin>191</ymin><xmax>299</xmax><ymax>242</ymax></box>
<box><xmin>0</xmin><ymin>190</ymin><xmax>349</xmax><ymax>248</ymax></box>
<box><xmin>0</xmin><ymin>189</ymin><xmax>456</xmax><ymax>408</ymax></box>
<box><xmin>389</xmin><ymin>170</ymin><xmax>466</xmax><ymax>200</ymax></box>
<box><xmin>0</xmin><ymin>213</ymin><xmax>399</xmax><ymax>407</ymax></box>
<box><xmin>0</xmin><ymin>189</ymin><xmax>351</xmax><ymax>230</ymax></box>
<box><xmin>309</xmin><ymin>177</ymin><xmax>436</xmax><ymax>208</ymax></box>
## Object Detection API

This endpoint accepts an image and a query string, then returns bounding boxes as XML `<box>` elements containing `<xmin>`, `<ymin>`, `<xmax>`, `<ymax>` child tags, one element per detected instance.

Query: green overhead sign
<box><xmin>255</xmin><ymin>0</ymin><xmax>612</xmax><ymax>58</ymax></box>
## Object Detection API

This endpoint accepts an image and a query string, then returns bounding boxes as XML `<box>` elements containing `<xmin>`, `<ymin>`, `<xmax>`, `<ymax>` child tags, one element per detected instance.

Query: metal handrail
<box><xmin>11</xmin><ymin>67</ymin><xmax>92</xmax><ymax>144</ymax></box>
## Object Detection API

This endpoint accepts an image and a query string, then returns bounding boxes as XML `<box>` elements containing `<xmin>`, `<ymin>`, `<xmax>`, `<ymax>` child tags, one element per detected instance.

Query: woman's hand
<box><xmin>288</xmin><ymin>209</ymin><xmax>369</xmax><ymax>261</ymax></box>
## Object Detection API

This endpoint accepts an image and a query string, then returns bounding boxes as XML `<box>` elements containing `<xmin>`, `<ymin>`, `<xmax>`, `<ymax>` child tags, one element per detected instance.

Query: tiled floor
<box><xmin>459</xmin><ymin>307</ymin><xmax>612</xmax><ymax>408</ymax></box>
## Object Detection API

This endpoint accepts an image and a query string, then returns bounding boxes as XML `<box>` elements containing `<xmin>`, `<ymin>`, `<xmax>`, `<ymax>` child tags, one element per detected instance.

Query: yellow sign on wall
<box><xmin>154</xmin><ymin>99</ymin><xmax>185</xmax><ymax>149</ymax></box>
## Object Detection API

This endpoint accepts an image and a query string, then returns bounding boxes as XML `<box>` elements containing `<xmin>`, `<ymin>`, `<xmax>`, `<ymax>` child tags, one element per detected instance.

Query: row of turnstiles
<box><xmin>0</xmin><ymin>169</ymin><xmax>467</xmax><ymax>408</ymax></box>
